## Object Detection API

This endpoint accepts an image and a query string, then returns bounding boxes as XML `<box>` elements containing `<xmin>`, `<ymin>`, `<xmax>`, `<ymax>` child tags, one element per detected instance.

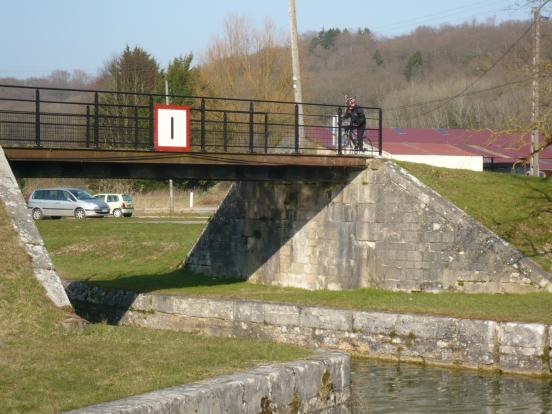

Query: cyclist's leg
<box><xmin>347</xmin><ymin>130</ymin><xmax>355</xmax><ymax>153</ymax></box>
<box><xmin>356</xmin><ymin>125</ymin><xmax>365</xmax><ymax>151</ymax></box>
<box><xmin>350</xmin><ymin>130</ymin><xmax>357</xmax><ymax>152</ymax></box>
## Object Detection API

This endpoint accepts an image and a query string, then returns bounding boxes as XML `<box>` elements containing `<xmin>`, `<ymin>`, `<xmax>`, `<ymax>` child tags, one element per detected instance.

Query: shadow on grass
<box><xmin>89</xmin><ymin>268</ymin><xmax>244</xmax><ymax>293</ymax></box>
<box><xmin>67</xmin><ymin>269</ymin><xmax>245</xmax><ymax>325</ymax></box>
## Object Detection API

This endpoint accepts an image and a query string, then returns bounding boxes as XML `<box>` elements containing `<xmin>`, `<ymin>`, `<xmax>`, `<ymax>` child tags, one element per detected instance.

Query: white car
<box><xmin>93</xmin><ymin>193</ymin><xmax>134</xmax><ymax>218</ymax></box>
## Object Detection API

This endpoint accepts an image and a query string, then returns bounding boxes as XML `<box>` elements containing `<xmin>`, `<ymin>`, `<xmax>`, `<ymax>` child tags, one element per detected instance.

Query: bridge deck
<box><xmin>5</xmin><ymin>147</ymin><xmax>371</xmax><ymax>182</ymax></box>
<box><xmin>3</xmin><ymin>147</ymin><xmax>369</xmax><ymax>167</ymax></box>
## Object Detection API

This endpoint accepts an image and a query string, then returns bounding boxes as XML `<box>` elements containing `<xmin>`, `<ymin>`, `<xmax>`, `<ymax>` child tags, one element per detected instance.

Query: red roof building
<box><xmin>384</xmin><ymin>128</ymin><xmax>552</xmax><ymax>175</ymax></box>
<box><xmin>309</xmin><ymin>126</ymin><xmax>552</xmax><ymax>174</ymax></box>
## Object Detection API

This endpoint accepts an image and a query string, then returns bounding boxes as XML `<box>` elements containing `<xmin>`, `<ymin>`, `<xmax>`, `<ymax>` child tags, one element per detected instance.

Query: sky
<box><xmin>0</xmin><ymin>0</ymin><xmax>533</xmax><ymax>79</ymax></box>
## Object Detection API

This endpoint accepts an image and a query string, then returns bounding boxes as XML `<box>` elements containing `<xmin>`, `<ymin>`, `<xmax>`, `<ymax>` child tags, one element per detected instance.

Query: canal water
<box><xmin>351</xmin><ymin>359</ymin><xmax>552</xmax><ymax>413</ymax></box>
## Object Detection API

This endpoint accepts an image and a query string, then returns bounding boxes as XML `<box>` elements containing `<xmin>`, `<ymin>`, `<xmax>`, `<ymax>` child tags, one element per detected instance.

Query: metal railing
<box><xmin>0</xmin><ymin>84</ymin><xmax>383</xmax><ymax>155</ymax></box>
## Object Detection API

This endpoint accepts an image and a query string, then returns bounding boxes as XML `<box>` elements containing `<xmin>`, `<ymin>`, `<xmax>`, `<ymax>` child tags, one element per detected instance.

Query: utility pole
<box><xmin>530</xmin><ymin>5</ymin><xmax>541</xmax><ymax>176</ymax></box>
<box><xmin>288</xmin><ymin>0</ymin><xmax>305</xmax><ymax>147</ymax></box>
<box><xmin>165</xmin><ymin>79</ymin><xmax>174</xmax><ymax>214</ymax></box>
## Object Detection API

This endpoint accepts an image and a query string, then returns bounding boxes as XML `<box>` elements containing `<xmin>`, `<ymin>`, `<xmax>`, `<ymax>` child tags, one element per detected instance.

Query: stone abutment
<box><xmin>186</xmin><ymin>160</ymin><xmax>551</xmax><ymax>294</ymax></box>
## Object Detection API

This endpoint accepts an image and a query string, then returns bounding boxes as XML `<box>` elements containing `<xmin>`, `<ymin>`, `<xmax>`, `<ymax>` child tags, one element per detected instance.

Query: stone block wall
<box><xmin>66</xmin><ymin>283</ymin><xmax>552</xmax><ymax>377</ymax></box>
<box><xmin>186</xmin><ymin>160</ymin><xmax>551</xmax><ymax>293</ymax></box>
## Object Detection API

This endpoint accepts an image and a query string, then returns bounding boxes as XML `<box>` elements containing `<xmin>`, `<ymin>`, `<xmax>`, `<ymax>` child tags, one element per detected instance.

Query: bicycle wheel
<box><xmin>342</xmin><ymin>129</ymin><xmax>355</xmax><ymax>154</ymax></box>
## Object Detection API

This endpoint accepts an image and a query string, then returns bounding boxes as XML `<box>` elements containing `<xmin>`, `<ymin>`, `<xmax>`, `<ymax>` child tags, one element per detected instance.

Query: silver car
<box><xmin>28</xmin><ymin>188</ymin><xmax>110</xmax><ymax>220</ymax></box>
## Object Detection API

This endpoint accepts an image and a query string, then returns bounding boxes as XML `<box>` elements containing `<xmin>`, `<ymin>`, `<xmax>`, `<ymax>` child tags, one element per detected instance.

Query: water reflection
<box><xmin>352</xmin><ymin>359</ymin><xmax>552</xmax><ymax>413</ymax></box>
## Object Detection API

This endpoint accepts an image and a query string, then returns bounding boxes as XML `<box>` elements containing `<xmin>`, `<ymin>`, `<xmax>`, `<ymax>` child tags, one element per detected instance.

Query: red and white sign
<box><xmin>154</xmin><ymin>104</ymin><xmax>191</xmax><ymax>152</ymax></box>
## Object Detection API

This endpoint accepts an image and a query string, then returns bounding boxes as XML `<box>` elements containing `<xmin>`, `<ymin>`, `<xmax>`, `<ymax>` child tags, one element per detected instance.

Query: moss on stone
<box><xmin>318</xmin><ymin>369</ymin><xmax>333</xmax><ymax>401</ymax></box>
<box><xmin>289</xmin><ymin>391</ymin><xmax>300</xmax><ymax>414</ymax></box>
<box><xmin>406</xmin><ymin>332</ymin><xmax>416</xmax><ymax>349</ymax></box>
<box><xmin>259</xmin><ymin>396</ymin><xmax>273</xmax><ymax>413</ymax></box>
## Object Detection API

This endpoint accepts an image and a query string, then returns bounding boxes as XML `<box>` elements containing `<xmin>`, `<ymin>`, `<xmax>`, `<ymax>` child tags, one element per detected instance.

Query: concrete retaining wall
<box><xmin>66</xmin><ymin>282</ymin><xmax>552</xmax><ymax>378</ymax></box>
<box><xmin>0</xmin><ymin>146</ymin><xmax>70</xmax><ymax>308</ymax></box>
<box><xmin>64</xmin><ymin>349</ymin><xmax>350</xmax><ymax>414</ymax></box>
<box><xmin>185</xmin><ymin>160</ymin><xmax>551</xmax><ymax>294</ymax></box>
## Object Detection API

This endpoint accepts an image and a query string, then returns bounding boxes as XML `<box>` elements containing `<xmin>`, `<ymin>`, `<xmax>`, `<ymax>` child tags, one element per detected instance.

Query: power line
<box><xmin>391</xmin><ymin>22</ymin><xmax>534</xmax><ymax>122</ymax></box>
<box><xmin>385</xmin><ymin>77</ymin><xmax>534</xmax><ymax>112</ymax></box>
<box><xmin>370</xmin><ymin>0</ymin><xmax>516</xmax><ymax>33</ymax></box>
<box><xmin>385</xmin><ymin>50</ymin><xmax>544</xmax><ymax>112</ymax></box>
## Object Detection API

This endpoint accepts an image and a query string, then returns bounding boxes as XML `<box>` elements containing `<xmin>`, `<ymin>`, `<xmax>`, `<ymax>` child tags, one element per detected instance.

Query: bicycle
<box><xmin>339</xmin><ymin>124</ymin><xmax>380</xmax><ymax>155</ymax></box>
<box><xmin>341</xmin><ymin>123</ymin><xmax>361</xmax><ymax>154</ymax></box>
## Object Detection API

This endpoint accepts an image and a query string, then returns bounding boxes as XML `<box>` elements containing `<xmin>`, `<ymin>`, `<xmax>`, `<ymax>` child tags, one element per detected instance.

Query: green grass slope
<box><xmin>0</xmin><ymin>207</ymin><xmax>308</xmax><ymax>413</ymax></box>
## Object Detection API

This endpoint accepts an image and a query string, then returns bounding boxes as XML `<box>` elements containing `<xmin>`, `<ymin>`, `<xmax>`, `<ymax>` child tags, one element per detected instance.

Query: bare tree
<box><xmin>199</xmin><ymin>15</ymin><xmax>292</xmax><ymax>101</ymax></box>
<box><xmin>197</xmin><ymin>15</ymin><xmax>294</xmax><ymax>150</ymax></box>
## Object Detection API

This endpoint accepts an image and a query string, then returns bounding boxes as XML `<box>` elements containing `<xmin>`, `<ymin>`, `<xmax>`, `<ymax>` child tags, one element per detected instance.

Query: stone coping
<box><xmin>63</xmin><ymin>349</ymin><xmax>351</xmax><ymax>414</ymax></box>
<box><xmin>66</xmin><ymin>281</ymin><xmax>552</xmax><ymax>378</ymax></box>
<box><xmin>0</xmin><ymin>145</ymin><xmax>70</xmax><ymax>308</ymax></box>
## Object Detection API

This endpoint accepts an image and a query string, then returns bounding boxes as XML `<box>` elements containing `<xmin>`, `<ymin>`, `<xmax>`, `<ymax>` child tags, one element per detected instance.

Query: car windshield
<box><xmin>68</xmin><ymin>189</ymin><xmax>95</xmax><ymax>200</ymax></box>
<box><xmin>122</xmin><ymin>194</ymin><xmax>132</xmax><ymax>202</ymax></box>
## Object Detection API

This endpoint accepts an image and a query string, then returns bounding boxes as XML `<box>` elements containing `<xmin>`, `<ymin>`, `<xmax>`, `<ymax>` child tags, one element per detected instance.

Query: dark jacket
<box><xmin>342</xmin><ymin>106</ymin><xmax>366</xmax><ymax>128</ymax></box>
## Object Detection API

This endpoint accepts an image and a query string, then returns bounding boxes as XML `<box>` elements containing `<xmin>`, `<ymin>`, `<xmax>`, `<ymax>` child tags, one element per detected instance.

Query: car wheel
<box><xmin>32</xmin><ymin>208</ymin><xmax>43</xmax><ymax>220</ymax></box>
<box><xmin>74</xmin><ymin>208</ymin><xmax>86</xmax><ymax>219</ymax></box>
<box><xmin>124</xmin><ymin>213</ymin><xmax>133</xmax><ymax>218</ymax></box>
<box><xmin>113</xmin><ymin>208</ymin><xmax>123</xmax><ymax>218</ymax></box>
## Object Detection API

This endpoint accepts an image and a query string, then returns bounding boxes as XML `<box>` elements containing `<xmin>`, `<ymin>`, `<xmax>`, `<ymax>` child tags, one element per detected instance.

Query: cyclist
<box><xmin>342</xmin><ymin>96</ymin><xmax>366</xmax><ymax>151</ymax></box>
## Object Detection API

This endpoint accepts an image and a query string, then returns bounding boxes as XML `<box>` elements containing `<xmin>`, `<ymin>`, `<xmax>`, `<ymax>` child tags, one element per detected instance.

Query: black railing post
<box><xmin>337</xmin><ymin>107</ymin><xmax>342</xmax><ymax>155</ymax></box>
<box><xmin>149</xmin><ymin>95</ymin><xmax>154</xmax><ymax>149</ymax></box>
<box><xmin>249</xmin><ymin>101</ymin><xmax>254</xmax><ymax>153</ymax></box>
<box><xmin>200</xmin><ymin>98</ymin><xmax>206</xmax><ymax>152</ymax></box>
<box><xmin>94</xmin><ymin>92</ymin><xmax>99</xmax><ymax>149</ymax></box>
<box><xmin>294</xmin><ymin>104</ymin><xmax>299</xmax><ymax>154</ymax></box>
<box><xmin>264</xmin><ymin>113</ymin><xmax>269</xmax><ymax>153</ymax></box>
<box><xmin>134</xmin><ymin>106</ymin><xmax>139</xmax><ymax>149</ymax></box>
<box><xmin>223</xmin><ymin>111</ymin><xmax>228</xmax><ymax>152</ymax></box>
<box><xmin>35</xmin><ymin>89</ymin><xmax>41</xmax><ymax>147</ymax></box>
<box><xmin>85</xmin><ymin>105</ymin><xmax>90</xmax><ymax>148</ymax></box>
<box><xmin>378</xmin><ymin>108</ymin><xmax>383</xmax><ymax>155</ymax></box>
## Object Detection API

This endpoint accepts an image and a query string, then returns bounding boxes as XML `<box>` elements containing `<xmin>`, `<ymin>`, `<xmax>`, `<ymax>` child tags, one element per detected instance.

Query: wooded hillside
<box><xmin>302</xmin><ymin>20</ymin><xmax>552</xmax><ymax>130</ymax></box>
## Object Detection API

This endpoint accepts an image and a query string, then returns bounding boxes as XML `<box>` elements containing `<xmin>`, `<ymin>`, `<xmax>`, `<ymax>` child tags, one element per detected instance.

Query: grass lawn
<box><xmin>398</xmin><ymin>162</ymin><xmax>552</xmax><ymax>272</ymax></box>
<box><xmin>38</xmin><ymin>217</ymin><xmax>206</xmax><ymax>280</ymax></box>
<box><xmin>38</xmin><ymin>214</ymin><xmax>552</xmax><ymax>325</ymax></box>
<box><xmin>1</xmin><ymin>209</ymin><xmax>309</xmax><ymax>413</ymax></box>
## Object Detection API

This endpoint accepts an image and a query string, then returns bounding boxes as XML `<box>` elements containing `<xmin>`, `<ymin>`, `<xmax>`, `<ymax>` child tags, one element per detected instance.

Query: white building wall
<box><xmin>387</xmin><ymin>154</ymin><xmax>483</xmax><ymax>171</ymax></box>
